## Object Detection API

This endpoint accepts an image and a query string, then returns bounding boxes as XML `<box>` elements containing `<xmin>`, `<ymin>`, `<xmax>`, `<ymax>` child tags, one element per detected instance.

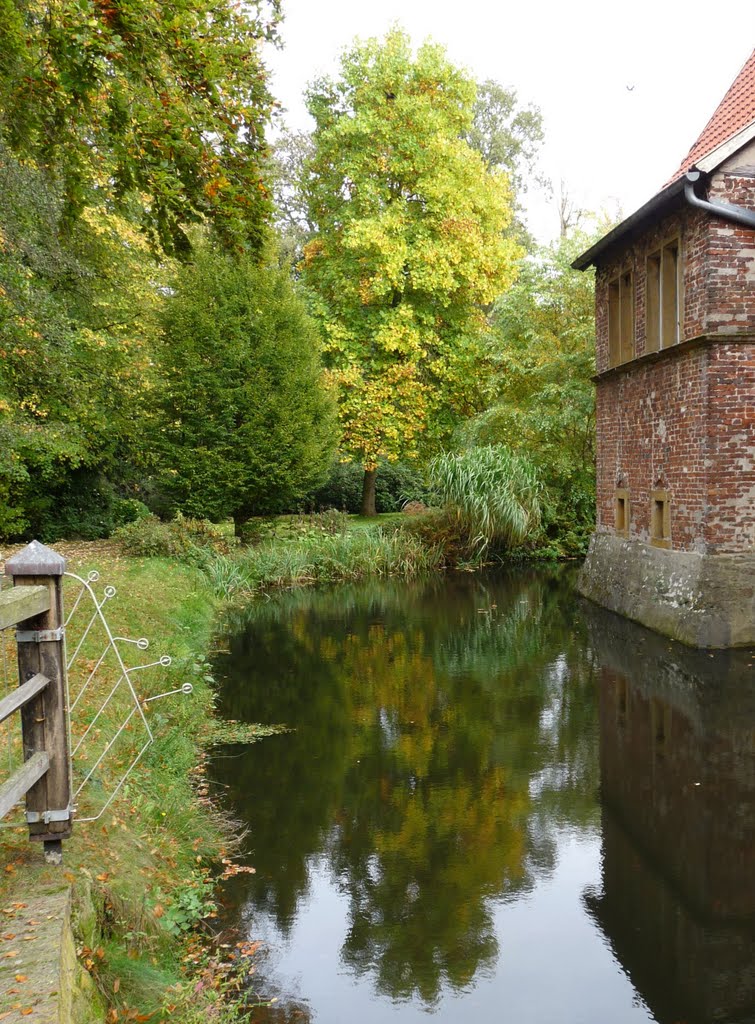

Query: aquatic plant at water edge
<box><xmin>429</xmin><ymin>445</ymin><xmax>542</xmax><ymax>553</ymax></box>
<box><xmin>197</xmin><ymin>529</ymin><xmax>445</xmax><ymax>597</ymax></box>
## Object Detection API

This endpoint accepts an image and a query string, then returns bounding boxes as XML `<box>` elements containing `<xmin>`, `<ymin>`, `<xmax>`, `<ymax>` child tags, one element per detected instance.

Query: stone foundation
<box><xmin>578</xmin><ymin>533</ymin><xmax>755</xmax><ymax>648</ymax></box>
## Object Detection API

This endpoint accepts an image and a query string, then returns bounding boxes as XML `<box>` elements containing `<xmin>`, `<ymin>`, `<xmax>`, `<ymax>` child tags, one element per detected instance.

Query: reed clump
<box><xmin>197</xmin><ymin>527</ymin><xmax>444</xmax><ymax>598</ymax></box>
<box><xmin>428</xmin><ymin>445</ymin><xmax>542</xmax><ymax>555</ymax></box>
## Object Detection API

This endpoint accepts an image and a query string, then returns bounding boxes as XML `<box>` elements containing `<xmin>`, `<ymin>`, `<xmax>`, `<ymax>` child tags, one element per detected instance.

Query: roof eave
<box><xmin>571</xmin><ymin>177</ymin><xmax>687</xmax><ymax>271</ymax></box>
<box><xmin>573</xmin><ymin>118</ymin><xmax>755</xmax><ymax>272</ymax></box>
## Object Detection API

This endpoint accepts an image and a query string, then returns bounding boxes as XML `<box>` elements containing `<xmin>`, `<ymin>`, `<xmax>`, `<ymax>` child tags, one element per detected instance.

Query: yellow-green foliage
<box><xmin>302</xmin><ymin>27</ymin><xmax>523</xmax><ymax>469</ymax></box>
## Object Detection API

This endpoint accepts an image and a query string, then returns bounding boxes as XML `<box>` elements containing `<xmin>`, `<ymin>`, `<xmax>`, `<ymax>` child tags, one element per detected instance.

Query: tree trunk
<box><xmin>361</xmin><ymin>467</ymin><xmax>377</xmax><ymax>517</ymax></box>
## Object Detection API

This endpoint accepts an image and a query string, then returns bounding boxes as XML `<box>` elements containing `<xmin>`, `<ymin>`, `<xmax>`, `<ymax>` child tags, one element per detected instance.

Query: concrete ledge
<box><xmin>577</xmin><ymin>533</ymin><xmax>755</xmax><ymax>648</ymax></box>
<box><xmin>0</xmin><ymin>884</ymin><xmax>103</xmax><ymax>1023</ymax></box>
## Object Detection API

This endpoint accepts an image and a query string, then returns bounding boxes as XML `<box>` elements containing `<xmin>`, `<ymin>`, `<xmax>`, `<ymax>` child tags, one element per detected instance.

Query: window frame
<box><xmin>614</xmin><ymin>488</ymin><xmax>630</xmax><ymax>536</ymax></box>
<box><xmin>607</xmin><ymin>269</ymin><xmax>635</xmax><ymax>367</ymax></box>
<box><xmin>646</xmin><ymin>237</ymin><xmax>683</xmax><ymax>353</ymax></box>
<box><xmin>650</xmin><ymin>489</ymin><xmax>671</xmax><ymax>549</ymax></box>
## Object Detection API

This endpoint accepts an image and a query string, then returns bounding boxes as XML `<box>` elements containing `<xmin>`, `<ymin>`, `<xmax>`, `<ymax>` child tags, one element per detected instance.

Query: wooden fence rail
<box><xmin>0</xmin><ymin>541</ymin><xmax>71</xmax><ymax>865</ymax></box>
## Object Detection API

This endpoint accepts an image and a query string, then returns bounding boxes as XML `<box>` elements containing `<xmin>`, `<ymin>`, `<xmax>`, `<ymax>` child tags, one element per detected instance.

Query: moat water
<box><xmin>211</xmin><ymin>568</ymin><xmax>755</xmax><ymax>1024</ymax></box>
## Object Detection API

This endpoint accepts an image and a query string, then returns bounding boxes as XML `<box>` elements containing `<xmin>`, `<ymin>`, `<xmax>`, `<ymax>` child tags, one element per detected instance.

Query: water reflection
<box><xmin>211</xmin><ymin>571</ymin><xmax>754</xmax><ymax>1023</ymax></box>
<box><xmin>583</xmin><ymin>606</ymin><xmax>755</xmax><ymax>1024</ymax></box>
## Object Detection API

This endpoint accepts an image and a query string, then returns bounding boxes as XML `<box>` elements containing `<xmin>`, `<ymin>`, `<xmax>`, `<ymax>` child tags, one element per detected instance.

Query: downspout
<box><xmin>684</xmin><ymin>169</ymin><xmax>755</xmax><ymax>229</ymax></box>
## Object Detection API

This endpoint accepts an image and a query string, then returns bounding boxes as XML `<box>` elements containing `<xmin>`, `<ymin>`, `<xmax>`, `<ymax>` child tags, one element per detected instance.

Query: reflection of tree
<box><xmin>212</xmin><ymin>569</ymin><xmax>599</xmax><ymax>1002</ymax></box>
<box><xmin>213</xmin><ymin>611</ymin><xmax>350</xmax><ymax>929</ymax></box>
<box><xmin>328</xmin><ymin>628</ymin><xmax>522</xmax><ymax>1001</ymax></box>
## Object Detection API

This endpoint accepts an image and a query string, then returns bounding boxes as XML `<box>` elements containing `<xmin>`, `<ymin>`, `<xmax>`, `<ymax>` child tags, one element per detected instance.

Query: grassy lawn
<box><xmin>238</xmin><ymin>510</ymin><xmax>407</xmax><ymax>544</ymax></box>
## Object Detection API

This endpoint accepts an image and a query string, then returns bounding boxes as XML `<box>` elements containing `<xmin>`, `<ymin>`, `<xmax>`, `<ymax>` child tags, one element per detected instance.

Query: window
<box><xmin>614</xmin><ymin>489</ymin><xmax>630</xmax><ymax>536</ymax></box>
<box><xmin>650</xmin><ymin>490</ymin><xmax>671</xmax><ymax>548</ymax></box>
<box><xmin>608</xmin><ymin>270</ymin><xmax>634</xmax><ymax>367</ymax></box>
<box><xmin>646</xmin><ymin>239</ymin><xmax>681</xmax><ymax>352</ymax></box>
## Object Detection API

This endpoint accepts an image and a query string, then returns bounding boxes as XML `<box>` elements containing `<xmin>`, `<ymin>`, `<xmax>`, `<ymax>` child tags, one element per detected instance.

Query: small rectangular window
<box><xmin>651</xmin><ymin>697</ymin><xmax>671</xmax><ymax>765</ymax></box>
<box><xmin>615</xmin><ymin>488</ymin><xmax>630</xmax><ymax>535</ymax></box>
<box><xmin>617</xmin><ymin>678</ymin><xmax>628</xmax><ymax>731</ymax></box>
<box><xmin>620</xmin><ymin>272</ymin><xmax>634</xmax><ymax>363</ymax></box>
<box><xmin>608</xmin><ymin>280</ymin><xmax>621</xmax><ymax>367</ymax></box>
<box><xmin>650</xmin><ymin>490</ymin><xmax>671</xmax><ymax>548</ymax></box>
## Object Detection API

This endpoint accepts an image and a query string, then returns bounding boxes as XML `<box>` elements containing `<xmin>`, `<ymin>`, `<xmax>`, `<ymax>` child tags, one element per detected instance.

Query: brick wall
<box><xmin>706</xmin><ymin>341</ymin><xmax>755</xmax><ymax>551</ymax></box>
<box><xmin>592</xmin><ymin>171</ymin><xmax>755</xmax><ymax>555</ymax></box>
<box><xmin>594</xmin><ymin>206</ymin><xmax>709</xmax><ymax>371</ymax></box>
<box><xmin>595</xmin><ymin>348</ymin><xmax>709</xmax><ymax>550</ymax></box>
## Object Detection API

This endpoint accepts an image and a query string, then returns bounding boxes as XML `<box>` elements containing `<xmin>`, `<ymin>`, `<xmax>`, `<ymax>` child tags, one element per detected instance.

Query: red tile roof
<box><xmin>668</xmin><ymin>47</ymin><xmax>755</xmax><ymax>183</ymax></box>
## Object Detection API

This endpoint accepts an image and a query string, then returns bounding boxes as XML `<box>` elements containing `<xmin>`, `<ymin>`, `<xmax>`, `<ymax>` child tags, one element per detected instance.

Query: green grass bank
<box><xmin>0</xmin><ymin>542</ymin><xmax>274</xmax><ymax>1023</ymax></box>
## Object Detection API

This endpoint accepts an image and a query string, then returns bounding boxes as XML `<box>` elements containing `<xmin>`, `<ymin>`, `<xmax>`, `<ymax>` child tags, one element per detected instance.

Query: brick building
<box><xmin>575</xmin><ymin>50</ymin><xmax>755</xmax><ymax>647</ymax></box>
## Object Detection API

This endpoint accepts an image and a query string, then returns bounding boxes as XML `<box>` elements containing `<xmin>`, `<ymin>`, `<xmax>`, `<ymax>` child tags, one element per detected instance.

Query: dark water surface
<box><xmin>211</xmin><ymin>568</ymin><xmax>755</xmax><ymax>1024</ymax></box>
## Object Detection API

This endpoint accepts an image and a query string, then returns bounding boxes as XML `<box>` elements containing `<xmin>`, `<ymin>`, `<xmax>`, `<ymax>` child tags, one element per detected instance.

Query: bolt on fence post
<box><xmin>5</xmin><ymin>541</ymin><xmax>72</xmax><ymax>865</ymax></box>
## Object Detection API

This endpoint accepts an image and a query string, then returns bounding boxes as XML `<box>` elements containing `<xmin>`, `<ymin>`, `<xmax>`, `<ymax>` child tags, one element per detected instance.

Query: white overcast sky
<box><xmin>264</xmin><ymin>0</ymin><xmax>755</xmax><ymax>242</ymax></box>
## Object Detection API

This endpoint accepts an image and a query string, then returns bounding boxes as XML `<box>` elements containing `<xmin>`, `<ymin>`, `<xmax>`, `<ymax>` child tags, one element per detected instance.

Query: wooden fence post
<box><xmin>5</xmin><ymin>541</ymin><xmax>71</xmax><ymax>865</ymax></box>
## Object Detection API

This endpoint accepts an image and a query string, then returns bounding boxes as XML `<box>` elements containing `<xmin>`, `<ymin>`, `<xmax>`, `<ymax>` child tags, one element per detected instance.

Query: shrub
<box><xmin>111</xmin><ymin>497</ymin><xmax>152</xmax><ymax>530</ymax></box>
<box><xmin>154</xmin><ymin>246</ymin><xmax>337</xmax><ymax>526</ymax></box>
<box><xmin>23</xmin><ymin>472</ymin><xmax>152</xmax><ymax>542</ymax></box>
<box><xmin>114</xmin><ymin>513</ymin><xmax>232</xmax><ymax>559</ymax></box>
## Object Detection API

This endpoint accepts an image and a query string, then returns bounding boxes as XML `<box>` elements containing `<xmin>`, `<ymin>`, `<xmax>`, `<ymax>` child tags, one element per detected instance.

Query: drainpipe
<box><xmin>684</xmin><ymin>169</ymin><xmax>755</xmax><ymax>230</ymax></box>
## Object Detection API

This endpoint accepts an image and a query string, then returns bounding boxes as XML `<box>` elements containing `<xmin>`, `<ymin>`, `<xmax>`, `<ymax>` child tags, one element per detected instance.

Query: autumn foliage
<box><xmin>302</xmin><ymin>29</ymin><xmax>522</xmax><ymax>486</ymax></box>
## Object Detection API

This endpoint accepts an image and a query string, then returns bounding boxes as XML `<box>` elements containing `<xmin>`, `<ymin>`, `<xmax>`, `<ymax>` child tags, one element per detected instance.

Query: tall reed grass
<box><xmin>197</xmin><ymin>528</ymin><xmax>444</xmax><ymax>598</ymax></box>
<box><xmin>429</xmin><ymin>445</ymin><xmax>542</xmax><ymax>554</ymax></box>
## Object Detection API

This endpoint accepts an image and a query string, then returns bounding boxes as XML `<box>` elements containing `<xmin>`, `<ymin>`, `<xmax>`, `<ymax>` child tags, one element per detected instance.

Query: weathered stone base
<box><xmin>577</xmin><ymin>533</ymin><xmax>755</xmax><ymax>648</ymax></box>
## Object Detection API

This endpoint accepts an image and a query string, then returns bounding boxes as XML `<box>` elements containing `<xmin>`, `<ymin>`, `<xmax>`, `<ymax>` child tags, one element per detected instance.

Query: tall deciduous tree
<box><xmin>155</xmin><ymin>245</ymin><xmax>336</xmax><ymax>529</ymax></box>
<box><xmin>268</xmin><ymin>129</ymin><xmax>317</xmax><ymax>267</ymax></box>
<box><xmin>0</xmin><ymin>140</ymin><xmax>170</xmax><ymax>539</ymax></box>
<box><xmin>301</xmin><ymin>28</ymin><xmax>522</xmax><ymax>515</ymax></box>
<box><xmin>465</xmin><ymin>79</ymin><xmax>545</xmax><ymax>196</ymax></box>
<box><xmin>0</xmin><ymin>0</ymin><xmax>279</xmax><ymax>255</ymax></box>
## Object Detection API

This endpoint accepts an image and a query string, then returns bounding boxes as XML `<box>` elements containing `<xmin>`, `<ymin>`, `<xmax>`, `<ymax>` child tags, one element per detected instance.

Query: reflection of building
<box><xmin>584</xmin><ymin>605</ymin><xmax>755</xmax><ymax>1023</ymax></box>
<box><xmin>575</xmin><ymin>50</ymin><xmax>755</xmax><ymax>647</ymax></box>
